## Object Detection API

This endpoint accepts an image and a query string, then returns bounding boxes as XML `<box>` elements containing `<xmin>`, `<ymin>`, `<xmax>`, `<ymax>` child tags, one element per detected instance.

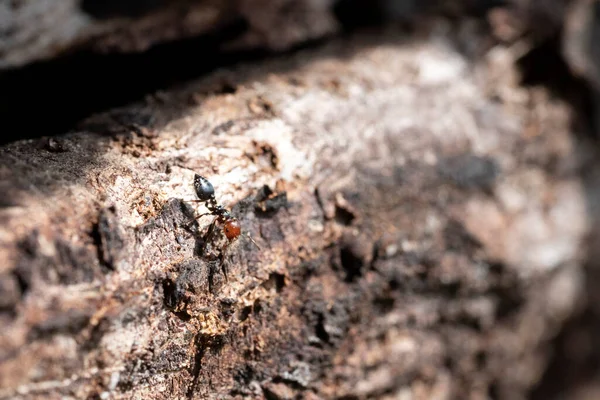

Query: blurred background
<box><xmin>3</xmin><ymin>0</ymin><xmax>599</xmax><ymax>145</ymax></box>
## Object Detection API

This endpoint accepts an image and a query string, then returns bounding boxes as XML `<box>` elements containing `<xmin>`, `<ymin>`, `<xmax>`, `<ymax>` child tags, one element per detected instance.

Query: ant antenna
<box><xmin>246</xmin><ymin>233</ymin><xmax>261</xmax><ymax>250</ymax></box>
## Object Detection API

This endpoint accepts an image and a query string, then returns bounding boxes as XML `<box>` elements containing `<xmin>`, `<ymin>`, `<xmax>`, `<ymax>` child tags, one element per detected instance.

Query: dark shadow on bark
<box><xmin>518</xmin><ymin>30</ymin><xmax>600</xmax><ymax>400</ymax></box>
<box><xmin>0</xmin><ymin>18</ymin><xmax>250</xmax><ymax>146</ymax></box>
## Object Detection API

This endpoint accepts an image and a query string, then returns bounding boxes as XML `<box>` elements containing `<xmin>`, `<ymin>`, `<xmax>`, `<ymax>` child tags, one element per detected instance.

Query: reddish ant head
<box><xmin>223</xmin><ymin>218</ymin><xmax>241</xmax><ymax>241</ymax></box>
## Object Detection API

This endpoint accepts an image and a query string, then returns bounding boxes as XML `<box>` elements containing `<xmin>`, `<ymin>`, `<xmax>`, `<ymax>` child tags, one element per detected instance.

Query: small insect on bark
<box><xmin>189</xmin><ymin>174</ymin><xmax>259</xmax><ymax>253</ymax></box>
<box><xmin>193</xmin><ymin>174</ymin><xmax>241</xmax><ymax>240</ymax></box>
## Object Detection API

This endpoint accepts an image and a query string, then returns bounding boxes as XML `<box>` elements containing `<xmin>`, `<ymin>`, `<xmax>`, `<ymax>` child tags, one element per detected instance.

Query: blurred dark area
<box><xmin>3</xmin><ymin>0</ymin><xmax>594</xmax><ymax>145</ymax></box>
<box><xmin>0</xmin><ymin>18</ymin><xmax>253</xmax><ymax>145</ymax></box>
<box><xmin>0</xmin><ymin>0</ymin><xmax>527</xmax><ymax>146</ymax></box>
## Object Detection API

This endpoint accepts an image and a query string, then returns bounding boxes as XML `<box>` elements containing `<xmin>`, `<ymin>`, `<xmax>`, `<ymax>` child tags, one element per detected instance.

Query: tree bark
<box><xmin>0</xmin><ymin>29</ymin><xmax>596</xmax><ymax>399</ymax></box>
<box><xmin>0</xmin><ymin>0</ymin><xmax>337</xmax><ymax>69</ymax></box>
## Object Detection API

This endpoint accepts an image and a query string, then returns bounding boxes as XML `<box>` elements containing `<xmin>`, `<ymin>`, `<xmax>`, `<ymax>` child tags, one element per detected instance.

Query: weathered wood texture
<box><xmin>0</xmin><ymin>30</ymin><xmax>597</xmax><ymax>399</ymax></box>
<box><xmin>2</xmin><ymin>0</ymin><xmax>568</xmax><ymax>71</ymax></box>
<box><xmin>0</xmin><ymin>0</ymin><xmax>337</xmax><ymax>69</ymax></box>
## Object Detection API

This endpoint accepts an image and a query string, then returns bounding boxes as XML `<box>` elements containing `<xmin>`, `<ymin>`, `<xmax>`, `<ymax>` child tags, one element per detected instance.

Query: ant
<box><xmin>187</xmin><ymin>174</ymin><xmax>259</xmax><ymax>269</ymax></box>
<box><xmin>165</xmin><ymin>175</ymin><xmax>260</xmax><ymax>313</ymax></box>
<box><xmin>193</xmin><ymin>174</ymin><xmax>242</xmax><ymax>243</ymax></box>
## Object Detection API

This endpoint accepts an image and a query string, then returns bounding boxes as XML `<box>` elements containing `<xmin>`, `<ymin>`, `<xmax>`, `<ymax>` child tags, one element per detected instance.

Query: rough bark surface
<box><xmin>0</xmin><ymin>29</ymin><xmax>598</xmax><ymax>400</ymax></box>
<box><xmin>0</xmin><ymin>0</ymin><xmax>337</xmax><ymax>69</ymax></box>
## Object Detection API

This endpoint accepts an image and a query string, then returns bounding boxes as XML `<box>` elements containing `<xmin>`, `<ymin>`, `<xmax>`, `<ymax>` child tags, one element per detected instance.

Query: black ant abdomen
<box><xmin>194</xmin><ymin>174</ymin><xmax>215</xmax><ymax>202</ymax></box>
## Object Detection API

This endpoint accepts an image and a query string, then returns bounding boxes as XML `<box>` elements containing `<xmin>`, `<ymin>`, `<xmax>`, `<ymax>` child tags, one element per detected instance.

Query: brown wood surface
<box><xmin>0</xmin><ymin>28</ymin><xmax>598</xmax><ymax>399</ymax></box>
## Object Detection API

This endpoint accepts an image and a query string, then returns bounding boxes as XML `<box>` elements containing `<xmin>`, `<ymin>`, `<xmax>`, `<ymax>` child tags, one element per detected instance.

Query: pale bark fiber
<box><xmin>0</xmin><ymin>31</ymin><xmax>596</xmax><ymax>399</ymax></box>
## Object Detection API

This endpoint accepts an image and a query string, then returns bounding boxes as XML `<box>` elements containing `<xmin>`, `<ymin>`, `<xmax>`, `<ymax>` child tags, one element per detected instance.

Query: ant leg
<box><xmin>182</xmin><ymin>212</ymin><xmax>212</xmax><ymax>235</ymax></box>
<box><xmin>181</xmin><ymin>220</ymin><xmax>198</xmax><ymax>236</ymax></box>
<box><xmin>246</xmin><ymin>233</ymin><xmax>261</xmax><ymax>250</ymax></box>
<box><xmin>219</xmin><ymin>253</ymin><xmax>229</xmax><ymax>282</ymax></box>
<box><xmin>204</xmin><ymin>218</ymin><xmax>218</xmax><ymax>239</ymax></box>
<box><xmin>198</xmin><ymin>218</ymin><xmax>218</xmax><ymax>257</ymax></box>
<box><xmin>207</xmin><ymin>261</ymin><xmax>218</xmax><ymax>293</ymax></box>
